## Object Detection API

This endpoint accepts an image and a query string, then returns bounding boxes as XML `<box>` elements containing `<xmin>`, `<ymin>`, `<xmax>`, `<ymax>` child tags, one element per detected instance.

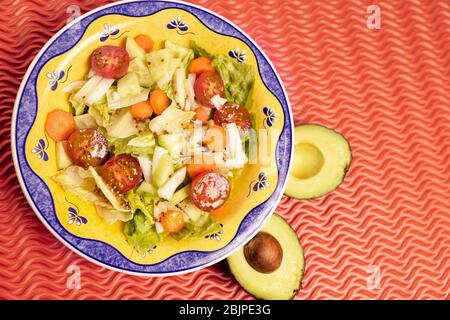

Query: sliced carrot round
<box><xmin>150</xmin><ymin>89</ymin><xmax>171</xmax><ymax>115</ymax></box>
<box><xmin>189</xmin><ymin>57</ymin><xmax>214</xmax><ymax>74</ymax></box>
<box><xmin>194</xmin><ymin>106</ymin><xmax>211</xmax><ymax>124</ymax></box>
<box><xmin>161</xmin><ymin>210</ymin><xmax>184</xmax><ymax>233</ymax></box>
<box><xmin>187</xmin><ymin>154</ymin><xmax>218</xmax><ymax>179</ymax></box>
<box><xmin>204</xmin><ymin>125</ymin><xmax>227</xmax><ymax>152</ymax></box>
<box><xmin>134</xmin><ymin>34</ymin><xmax>154</xmax><ymax>52</ymax></box>
<box><xmin>45</xmin><ymin>109</ymin><xmax>77</xmax><ymax>142</ymax></box>
<box><xmin>130</xmin><ymin>100</ymin><xmax>153</xmax><ymax>120</ymax></box>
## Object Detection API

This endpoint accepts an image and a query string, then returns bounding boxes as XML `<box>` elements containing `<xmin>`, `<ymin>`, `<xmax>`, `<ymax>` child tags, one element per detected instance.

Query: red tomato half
<box><xmin>213</xmin><ymin>102</ymin><xmax>252</xmax><ymax>135</ymax></box>
<box><xmin>191</xmin><ymin>171</ymin><xmax>230</xmax><ymax>212</ymax></box>
<box><xmin>102</xmin><ymin>154</ymin><xmax>142</xmax><ymax>194</ymax></box>
<box><xmin>67</xmin><ymin>129</ymin><xmax>109</xmax><ymax>168</ymax></box>
<box><xmin>194</xmin><ymin>71</ymin><xmax>225</xmax><ymax>108</ymax></box>
<box><xmin>90</xmin><ymin>46</ymin><xmax>130</xmax><ymax>79</ymax></box>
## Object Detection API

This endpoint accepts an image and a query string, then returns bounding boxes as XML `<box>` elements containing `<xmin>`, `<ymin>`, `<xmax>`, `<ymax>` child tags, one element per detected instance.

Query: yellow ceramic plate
<box><xmin>11</xmin><ymin>0</ymin><xmax>293</xmax><ymax>275</ymax></box>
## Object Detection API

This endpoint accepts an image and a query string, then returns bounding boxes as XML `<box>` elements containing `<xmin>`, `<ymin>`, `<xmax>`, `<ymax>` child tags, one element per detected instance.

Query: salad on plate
<box><xmin>44</xmin><ymin>34</ymin><xmax>255</xmax><ymax>253</ymax></box>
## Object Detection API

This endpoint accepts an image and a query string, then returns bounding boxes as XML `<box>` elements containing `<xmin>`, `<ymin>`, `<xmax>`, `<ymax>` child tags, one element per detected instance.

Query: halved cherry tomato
<box><xmin>160</xmin><ymin>210</ymin><xmax>184</xmax><ymax>233</ymax></box>
<box><xmin>90</xmin><ymin>45</ymin><xmax>130</xmax><ymax>78</ymax></box>
<box><xmin>213</xmin><ymin>102</ymin><xmax>252</xmax><ymax>135</ymax></box>
<box><xmin>191</xmin><ymin>171</ymin><xmax>230</xmax><ymax>212</ymax></box>
<box><xmin>194</xmin><ymin>71</ymin><xmax>224</xmax><ymax>108</ymax></box>
<box><xmin>102</xmin><ymin>154</ymin><xmax>142</xmax><ymax>194</ymax></box>
<box><xmin>67</xmin><ymin>128</ymin><xmax>109</xmax><ymax>168</ymax></box>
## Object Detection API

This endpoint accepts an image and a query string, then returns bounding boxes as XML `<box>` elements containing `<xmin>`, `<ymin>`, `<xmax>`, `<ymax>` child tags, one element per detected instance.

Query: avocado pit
<box><xmin>291</xmin><ymin>143</ymin><xmax>324</xmax><ymax>179</ymax></box>
<box><xmin>244</xmin><ymin>231</ymin><xmax>283</xmax><ymax>273</ymax></box>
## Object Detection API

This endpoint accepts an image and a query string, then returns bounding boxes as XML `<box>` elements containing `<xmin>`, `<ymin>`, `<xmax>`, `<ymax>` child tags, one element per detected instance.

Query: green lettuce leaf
<box><xmin>190</xmin><ymin>41</ymin><xmax>214</xmax><ymax>58</ymax></box>
<box><xmin>107</xmin><ymin>132</ymin><xmax>156</xmax><ymax>157</ymax></box>
<box><xmin>171</xmin><ymin>215</ymin><xmax>222</xmax><ymax>241</ymax></box>
<box><xmin>52</xmin><ymin>166</ymin><xmax>132</xmax><ymax>224</ymax></box>
<box><xmin>128</xmin><ymin>58</ymin><xmax>152</xmax><ymax>88</ymax></box>
<box><xmin>146</xmin><ymin>40</ymin><xmax>194</xmax><ymax>89</ymax></box>
<box><xmin>125</xmin><ymin>189</ymin><xmax>155</xmax><ymax>222</ymax></box>
<box><xmin>52</xmin><ymin>165</ymin><xmax>103</xmax><ymax>203</ymax></box>
<box><xmin>148</xmin><ymin>105</ymin><xmax>195</xmax><ymax>135</ymax></box>
<box><xmin>212</xmin><ymin>55</ymin><xmax>254</xmax><ymax>106</ymax></box>
<box><xmin>69</xmin><ymin>91</ymin><xmax>88</xmax><ymax>116</ymax></box>
<box><xmin>124</xmin><ymin>211</ymin><xmax>165</xmax><ymax>253</ymax></box>
<box><xmin>88</xmin><ymin>95</ymin><xmax>112</xmax><ymax>127</ymax></box>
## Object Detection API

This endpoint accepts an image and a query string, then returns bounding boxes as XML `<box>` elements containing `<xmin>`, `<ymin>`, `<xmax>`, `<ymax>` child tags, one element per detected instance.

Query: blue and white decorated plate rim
<box><xmin>11</xmin><ymin>0</ymin><xmax>293</xmax><ymax>276</ymax></box>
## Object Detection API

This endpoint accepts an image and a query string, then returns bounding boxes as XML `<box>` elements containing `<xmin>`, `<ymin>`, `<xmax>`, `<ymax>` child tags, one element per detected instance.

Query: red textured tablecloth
<box><xmin>1</xmin><ymin>0</ymin><xmax>449</xmax><ymax>300</ymax></box>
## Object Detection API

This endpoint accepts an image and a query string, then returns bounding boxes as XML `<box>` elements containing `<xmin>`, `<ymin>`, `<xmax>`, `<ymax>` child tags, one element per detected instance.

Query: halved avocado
<box><xmin>285</xmin><ymin>124</ymin><xmax>352</xmax><ymax>199</ymax></box>
<box><xmin>227</xmin><ymin>214</ymin><xmax>304</xmax><ymax>300</ymax></box>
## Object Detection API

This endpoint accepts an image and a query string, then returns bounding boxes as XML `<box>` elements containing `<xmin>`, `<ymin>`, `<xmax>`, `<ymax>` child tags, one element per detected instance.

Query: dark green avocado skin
<box><xmin>227</xmin><ymin>214</ymin><xmax>305</xmax><ymax>300</ymax></box>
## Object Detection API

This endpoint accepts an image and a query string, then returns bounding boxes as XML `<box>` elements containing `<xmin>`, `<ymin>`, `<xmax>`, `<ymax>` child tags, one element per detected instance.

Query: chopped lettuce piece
<box><xmin>52</xmin><ymin>166</ymin><xmax>132</xmax><ymax>224</ymax></box>
<box><xmin>148</xmin><ymin>105</ymin><xmax>195</xmax><ymax>134</ymax></box>
<box><xmin>157</xmin><ymin>133</ymin><xmax>186</xmax><ymax>158</ymax></box>
<box><xmin>171</xmin><ymin>215</ymin><xmax>221</xmax><ymax>241</ymax></box>
<box><xmin>210</xmin><ymin>94</ymin><xmax>227</xmax><ymax>109</ymax></box>
<box><xmin>137</xmin><ymin>156</ymin><xmax>152</xmax><ymax>183</ymax></box>
<box><xmin>69</xmin><ymin>92</ymin><xmax>88</xmax><ymax>116</ymax></box>
<box><xmin>55</xmin><ymin>141</ymin><xmax>72</xmax><ymax>170</ymax></box>
<box><xmin>169</xmin><ymin>184</ymin><xmax>190</xmax><ymax>206</ymax></box>
<box><xmin>106</xmin><ymin>108</ymin><xmax>139</xmax><ymax>138</ymax></box>
<box><xmin>173</xmin><ymin>68</ymin><xmax>187</xmax><ymax>108</ymax></box>
<box><xmin>107</xmin><ymin>86</ymin><xmax>150</xmax><ymax>110</ymax></box>
<box><xmin>95</xmin><ymin>205</ymin><xmax>133</xmax><ymax>225</ymax></box>
<box><xmin>190</xmin><ymin>41</ymin><xmax>214</xmax><ymax>58</ymax></box>
<box><xmin>128</xmin><ymin>58</ymin><xmax>152</xmax><ymax>88</ymax></box>
<box><xmin>56</xmin><ymin>141</ymin><xmax>72</xmax><ymax>170</ymax></box>
<box><xmin>152</xmin><ymin>146</ymin><xmax>168</xmax><ymax>175</ymax></box>
<box><xmin>185</xmin><ymin>73</ymin><xmax>196</xmax><ymax>110</ymax></box>
<box><xmin>157</xmin><ymin>166</ymin><xmax>186</xmax><ymax>200</ymax></box>
<box><xmin>146</xmin><ymin>41</ymin><xmax>194</xmax><ymax>89</ymax></box>
<box><xmin>152</xmin><ymin>153</ymin><xmax>174</xmax><ymax>188</ymax></box>
<box><xmin>125</xmin><ymin>189</ymin><xmax>155</xmax><ymax>222</ymax></box>
<box><xmin>215</xmin><ymin>122</ymin><xmax>248</xmax><ymax>169</ymax></box>
<box><xmin>63</xmin><ymin>80</ymin><xmax>86</xmax><ymax>93</ymax></box>
<box><xmin>52</xmin><ymin>166</ymin><xmax>105</xmax><ymax>204</ymax></box>
<box><xmin>147</xmin><ymin>48</ymin><xmax>181</xmax><ymax>89</ymax></box>
<box><xmin>125</xmin><ymin>36</ymin><xmax>146</xmax><ymax>62</ymax></box>
<box><xmin>74</xmin><ymin>113</ymin><xmax>97</xmax><ymax>129</ymax></box>
<box><xmin>124</xmin><ymin>211</ymin><xmax>165</xmax><ymax>253</ymax></box>
<box><xmin>84</xmin><ymin>78</ymin><xmax>115</xmax><ymax>106</ymax></box>
<box><xmin>88</xmin><ymin>95</ymin><xmax>112</xmax><ymax>126</ymax></box>
<box><xmin>136</xmin><ymin>181</ymin><xmax>157</xmax><ymax>196</ymax></box>
<box><xmin>212</xmin><ymin>55</ymin><xmax>254</xmax><ymax>106</ymax></box>
<box><xmin>117</xmin><ymin>72</ymin><xmax>141</xmax><ymax>97</ymax></box>
<box><xmin>88</xmin><ymin>167</ymin><xmax>130</xmax><ymax>213</ymax></box>
<box><xmin>71</xmin><ymin>75</ymin><xmax>114</xmax><ymax>106</ymax></box>
<box><xmin>107</xmin><ymin>132</ymin><xmax>155</xmax><ymax>157</ymax></box>
<box><xmin>177</xmin><ymin>199</ymin><xmax>206</xmax><ymax>224</ymax></box>
<box><xmin>72</xmin><ymin>75</ymin><xmax>103</xmax><ymax>104</ymax></box>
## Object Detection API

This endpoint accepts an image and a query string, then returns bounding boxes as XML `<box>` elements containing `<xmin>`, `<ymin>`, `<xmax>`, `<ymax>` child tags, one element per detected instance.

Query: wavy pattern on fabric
<box><xmin>0</xmin><ymin>0</ymin><xmax>449</xmax><ymax>299</ymax></box>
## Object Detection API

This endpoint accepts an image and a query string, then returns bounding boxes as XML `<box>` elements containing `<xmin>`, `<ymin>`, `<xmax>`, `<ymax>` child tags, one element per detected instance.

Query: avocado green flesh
<box><xmin>227</xmin><ymin>214</ymin><xmax>304</xmax><ymax>300</ymax></box>
<box><xmin>285</xmin><ymin>124</ymin><xmax>352</xmax><ymax>200</ymax></box>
